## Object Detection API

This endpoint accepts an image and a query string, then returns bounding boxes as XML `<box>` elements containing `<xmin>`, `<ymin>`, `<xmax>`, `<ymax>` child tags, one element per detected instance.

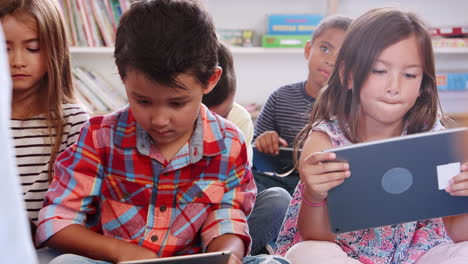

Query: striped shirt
<box><xmin>36</xmin><ymin>105</ymin><xmax>256</xmax><ymax>257</ymax></box>
<box><xmin>253</xmin><ymin>81</ymin><xmax>315</xmax><ymax>146</ymax></box>
<box><xmin>11</xmin><ymin>103</ymin><xmax>90</xmax><ymax>224</ymax></box>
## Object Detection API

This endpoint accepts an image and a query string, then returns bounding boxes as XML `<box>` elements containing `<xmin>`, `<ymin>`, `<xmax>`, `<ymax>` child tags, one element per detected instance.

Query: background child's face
<box><xmin>305</xmin><ymin>28</ymin><xmax>346</xmax><ymax>92</ymax></box>
<box><xmin>208</xmin><ymin>94</ymin><xmax>234</xmax><ymax>118</ymax></box>
<box><xmin>358</xmin><ymin>34</ymin><xmax>423</xmax><ymax>128</ymax></box>
<box><xmin>124</xmin><ymin>70</ymin><xmax>214</xmax><ymax>150</ymax></box>
<box><xmin>2</xmin><ymin>14</ymin><xmax>47</xmax><ymax>94</ymax></box>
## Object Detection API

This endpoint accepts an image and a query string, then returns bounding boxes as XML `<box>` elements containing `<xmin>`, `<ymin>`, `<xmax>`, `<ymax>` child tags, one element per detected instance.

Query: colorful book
<box><xmin>437</xmin><ymin>73</ymin><xmax>468</xmax><ymax>91</ymax></box>
<box><xmin>267</xmin><ymin>14</ymin><xmax>323</xmax><ymax>35</ymax></box>
<box><xmin>262</xmin><ymin>34</ymin><xmax>310</xmax><ymax>48</ymax></box>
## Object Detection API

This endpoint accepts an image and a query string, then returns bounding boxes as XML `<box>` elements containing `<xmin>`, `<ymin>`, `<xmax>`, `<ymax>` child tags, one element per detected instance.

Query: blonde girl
<box><xmin>276</xmin><ymin>7</ymin><xmax>468</xmax><ymax>264</ymax></box>
<box><xmin>0</xmin><ymin>0</ymin><xmax>89</xmax><ymax>228</ymax></box>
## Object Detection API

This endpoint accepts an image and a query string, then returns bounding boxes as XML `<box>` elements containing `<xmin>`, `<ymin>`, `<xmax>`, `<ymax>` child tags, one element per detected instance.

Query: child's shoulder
<box><xmin>62</xmin><ymin>103</ymin><xmax>90</xmax><ymax>120</ymax></box>
<box><xmin>203</xmin><ymin>105</ymin><xmax>245</xmax><ymax>144</ymax></box>
<box><xmin>312</xmin><ymin>119</ymin><xmax>349</xmax><ymax>147</ymax></box>
<box><xmin>87</xmin><ymin>107</ymin><xmax>130</xmax><ymax>130</ymax></box>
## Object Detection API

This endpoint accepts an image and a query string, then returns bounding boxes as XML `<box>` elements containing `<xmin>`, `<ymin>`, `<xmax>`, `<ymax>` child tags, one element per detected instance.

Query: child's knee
<box><xmin>285</xmin><ymin>241</ymin><xmax>340</xmax><ymax>259</ymax></box>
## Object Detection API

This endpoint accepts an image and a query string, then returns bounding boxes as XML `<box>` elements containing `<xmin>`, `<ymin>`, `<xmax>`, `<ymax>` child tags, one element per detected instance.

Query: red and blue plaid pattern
<box><xmin>36</xmin><ymin>105</ymin><xmax>256</xmax><ymax>257</ymax></box>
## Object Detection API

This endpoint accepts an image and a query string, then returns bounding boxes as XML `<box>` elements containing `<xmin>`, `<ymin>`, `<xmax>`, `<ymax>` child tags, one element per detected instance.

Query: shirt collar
<box><xmin>114</xmin><ymin>105</ymin><xmax>227</xmax><ymax>162</ymax></box>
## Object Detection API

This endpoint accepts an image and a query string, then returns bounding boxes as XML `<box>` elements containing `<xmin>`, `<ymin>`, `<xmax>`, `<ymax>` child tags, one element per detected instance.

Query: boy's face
<box><xmin>304</xmin><ymin>27</ymin><xmax>346</xmax><ymax>94</ymax></box>
<box><xmin>209</xmin><ymin>94</ymin><xmax>234</xmax><ymax>118</ymax></box>
<box><xmin>124</xmin><ymin>69</ymin><xmax>219</xmax><ymax>151</ymax></box>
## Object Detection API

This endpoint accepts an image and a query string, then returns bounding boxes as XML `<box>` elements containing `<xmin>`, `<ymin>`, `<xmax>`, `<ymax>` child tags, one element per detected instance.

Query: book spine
<box><xmin>76</xmin><ymin>0</ymin><xmax>95</xmax><ymax>46</ymax></box>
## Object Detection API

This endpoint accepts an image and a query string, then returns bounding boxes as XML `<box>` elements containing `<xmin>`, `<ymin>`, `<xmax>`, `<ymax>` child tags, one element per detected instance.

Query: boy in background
<box><xmin>35</xmin><ymin>1</ymin><xmax>288</xmax><ymax>263</ymax></box>
<box><xmin>253</xmin><ymin>15</ymin><xmax>352</xmax><ymax>195</ymax></box>
<box><xmin>203</xmin><ymin>42</ymin><xmax>291</xmax><ymax>255</ymax></box>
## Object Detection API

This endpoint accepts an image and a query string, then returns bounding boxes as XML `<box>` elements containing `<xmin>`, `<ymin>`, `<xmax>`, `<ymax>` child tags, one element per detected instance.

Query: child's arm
<box><xmin>36</xmin><ymin>119</ymin><xmax>156</xmax><ymax>262</ymax></box>
<box><xmin>443</xmin><ymin>161</ymin><xmax>468</xmax><ymax>242</ymax></box>
<box><xmin>207</xmin><ymin>234</ymin><xmax>244</xmax><ymax>264</ymax></box>
<box><xmin>200</xmin><ymin>142</ymin><xmax>256</xmax><ymax>259</ymax></box>
<box><xmin>46</xmin><ymin>224</ymin><xmax>156</xmax><ymax>263</ymax></box>
<box><xmin>253</xmin><ymin>93</ymin><xmax>288</xmax><ymax>155</ymax></box>
<box><xmin>297</xmin><ymin>131</ymin><xmax>350</xmax><ymax>242</ymax></box>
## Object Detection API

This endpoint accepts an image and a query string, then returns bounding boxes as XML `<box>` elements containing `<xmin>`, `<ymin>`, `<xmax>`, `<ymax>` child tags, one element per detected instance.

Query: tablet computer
<box><xmin>252</xmin><ymin>146</ymin><xmax>296</xmax><ymax>176</ymax></box>
<box><xmin>325</xmin><ymin>127</ymin><xmax>468</xmax><ymax>234</ymax></box>
<box><xmin>118</xmin><ymin>251</ymin><xmax>231</xmax><ymax>264</ymax></box>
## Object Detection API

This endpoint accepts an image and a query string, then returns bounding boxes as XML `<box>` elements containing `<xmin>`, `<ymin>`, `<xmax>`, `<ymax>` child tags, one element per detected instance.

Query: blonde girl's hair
<box><xmin>1</xmin><ymin>0</ymin><xmax>75</xmax><ymax>181</ymax></box>
<box><xmin>294</xmin><ymin>7</ymin><xmax>442</xmax><ymax>164</ymax></box>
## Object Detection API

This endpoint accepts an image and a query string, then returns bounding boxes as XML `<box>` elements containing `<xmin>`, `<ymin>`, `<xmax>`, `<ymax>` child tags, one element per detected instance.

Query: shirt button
<box><xmin>160</xmin><ymin>205</ymin><xmax>167</xmax><ymax>212</ymax></box>
<box><xmin>123</xmin><ymin>192</ymin><xmax>130</xmax><ymax>200</ymax></box>
<box><xmin>151</xmin><ymin>235</ymin><xmax>158</xmax><ymax>242</ymax></box>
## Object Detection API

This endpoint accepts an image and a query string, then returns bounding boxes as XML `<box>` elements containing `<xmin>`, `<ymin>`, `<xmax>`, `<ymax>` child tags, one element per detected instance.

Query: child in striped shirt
<box><xmin>1</xmin><ymin>0</ymin><xmax>89</xmax><ymax>229</ymax></box>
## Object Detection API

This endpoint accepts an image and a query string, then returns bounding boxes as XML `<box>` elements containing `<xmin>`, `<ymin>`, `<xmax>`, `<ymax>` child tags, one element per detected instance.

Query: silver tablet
<box><xmin>118</xmin><ymin>251</ymin><xmax>231</xmax><ymax>264</ymax></box>
<box><xmin>325</xmin><ymin>127</ymin><xmax>468</xmax><ymax>234</ymax></box>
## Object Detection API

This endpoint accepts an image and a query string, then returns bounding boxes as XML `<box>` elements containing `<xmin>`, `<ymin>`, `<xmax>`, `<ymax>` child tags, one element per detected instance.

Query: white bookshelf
<box><xmin>69</xmin><ymin>0</ymin><xmax>468</xmax><ymax>116</ymax></box>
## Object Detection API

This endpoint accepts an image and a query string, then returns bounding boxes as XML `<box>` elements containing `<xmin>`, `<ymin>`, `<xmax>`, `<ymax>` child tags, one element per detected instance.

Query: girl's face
<box><xmin>359</xmin><ymin>34</ymin><xmax>423</xmax><ymax>130</ymax></box>
<box><xmin>305</xmin><ymin>27</ymin><xmax>347</xmax><ymax>95</ymax></box>
<box><xmin>2</xmin><ymin>14</ymin><xmax>47</xmax><ymax>94</ymax></box>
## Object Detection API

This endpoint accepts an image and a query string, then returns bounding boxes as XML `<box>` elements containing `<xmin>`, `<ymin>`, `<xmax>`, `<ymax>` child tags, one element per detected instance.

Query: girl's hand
<box><xmin>446</xmin><ymin>162</ymin><xmax>468</xmax><ymax>196</ymax></box>
<box><xmin>300</xmin><ymin>151</ymin><xmax>350</xmax><ymax>203</ymax></box>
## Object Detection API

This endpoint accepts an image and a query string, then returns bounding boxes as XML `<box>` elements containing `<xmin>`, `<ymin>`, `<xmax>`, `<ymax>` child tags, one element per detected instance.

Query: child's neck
<box><xmin>359</xmin><ymin>121</ymin><xmax>403</xmax><ymax>142</ymax></box>
<box><xmin>157</xmin><ymin>128</ymin><xmax>194</xmax><ymax>163</ymax></box>
<box><xmin>11</xmin><ymin>89</ymin><xmax>43</xmax><ymax>119</ymax></box>
<box><xmin>304</xmin><ymin>79</ymin><xmax>320</xmax><ymax>99</ymax></box>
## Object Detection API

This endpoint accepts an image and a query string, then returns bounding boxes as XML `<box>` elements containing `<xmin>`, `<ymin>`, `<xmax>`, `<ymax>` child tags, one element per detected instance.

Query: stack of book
<box><xmin>58</xmin><ymin>0</ymin><xmax>133</xmax><ymax>47</ymax></box>
<box><xmin>217</xmin><ymin>29</ymin><xmax>254</xmax><ymax>47</ymax></box>
<box><xmin>72</xmin><ymin>67</ymin><xmax>128</xmax><ymax>114</ymax></box>
<box><xmin>436</xmin><ymin>73</ymin><xmax>468</xmax><ymax>91</ymax></box>
<box><xmin>262</xmin><ymin>14</ymin><xmax>323</xmax><ymax>48</ymax></box>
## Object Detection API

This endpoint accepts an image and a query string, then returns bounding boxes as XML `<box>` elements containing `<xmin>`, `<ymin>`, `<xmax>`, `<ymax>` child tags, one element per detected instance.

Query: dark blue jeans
<box><xmin>247</xmin><ymin>187</ymin><xmax>291</xmax><ymax>255</ymax></box>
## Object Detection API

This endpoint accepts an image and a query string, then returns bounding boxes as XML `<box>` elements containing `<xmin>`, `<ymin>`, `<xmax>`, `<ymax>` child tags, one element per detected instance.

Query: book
<box><xmin>91</xmin><ymin>0</ymin><xmax>115</xmax><ymax>46</ymax></box>
<box><xmin>262</xmin><ymin>34</ymin><xmax>310</xmax><ymax>48</ymax></box>
<box><xmin>217</xmin><ymin>29</ymin><xmax>254</xmax><ymax>47</ymax></box>
<box><xmin>437</xmin><ymin>73</ymin><xmax>468</xmax><ymax>91</ymax></box>
<box><xmin>266</xmin><ymin>14</ymin><xmax>323</xmax><ymax>35</ymax></box>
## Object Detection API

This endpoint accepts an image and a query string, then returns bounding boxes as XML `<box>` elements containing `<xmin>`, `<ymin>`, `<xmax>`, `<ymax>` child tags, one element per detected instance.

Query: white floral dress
<box><xmin>275</xmin><ymin>119</ymin><xmax>450</xmax><ymax>264</ymax></box>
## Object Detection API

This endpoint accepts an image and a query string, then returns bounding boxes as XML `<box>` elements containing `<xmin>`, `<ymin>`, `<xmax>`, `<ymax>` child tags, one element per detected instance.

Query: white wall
<box><xmin>202</xmin><ymin>0</ymin><xmax>468</xmax><ymax>114</ymax></box>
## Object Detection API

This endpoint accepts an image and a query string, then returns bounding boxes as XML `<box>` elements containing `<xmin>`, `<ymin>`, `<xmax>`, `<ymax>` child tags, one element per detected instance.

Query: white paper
<box><xmin>437</xmin><ymin>162</ymin><xmax>461</xmax><ymax>190</ymax></box>
<box><xmin>0</xmin><ymin>26</ymin><xmax>37</xmax><ymax>263</ymax></box>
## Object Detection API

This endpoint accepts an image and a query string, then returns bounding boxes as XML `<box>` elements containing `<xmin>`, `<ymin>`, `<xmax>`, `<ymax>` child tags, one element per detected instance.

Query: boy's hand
<box><xmin>227</xmin><ymin>254</ymin><xmax>243</xmax><ymax>264</ymax></box>
<box><xmin>114</xmin><ymin>241</ymin><xmax>158</xmax><ymax>263</ymax></box>
<box><xmin>446</xmin><ymin>162</ymin><xmax>468</xmax><ymax>196</ymax></box>
<box><xmin>254</xmin><ymin>131</ymin><xmax>288</xmax><ymax>155</ymax></box>
<box><xmin>300</xmin><ymin>152</ymin><xmax>350</xmax><ymax>203</ymax></box>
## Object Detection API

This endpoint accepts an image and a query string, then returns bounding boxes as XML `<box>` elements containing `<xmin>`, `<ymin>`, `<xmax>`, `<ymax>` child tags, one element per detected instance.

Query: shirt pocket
<box><xmin>170</xmin><ymin>180</ymin><xmax>225</xmax><ymax>240</ymax></box>
<box><xmin>101</xmin><ymin>177</ymin><xmax>152</xmax><ymax>240</ymax></box>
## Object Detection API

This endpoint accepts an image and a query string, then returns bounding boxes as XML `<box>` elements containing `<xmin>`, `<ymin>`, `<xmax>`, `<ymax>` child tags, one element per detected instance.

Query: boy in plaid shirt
<box><xmin>35</xmin><ymin>1</ymin><xmax>290</xmax><ymax>263</ymax></box>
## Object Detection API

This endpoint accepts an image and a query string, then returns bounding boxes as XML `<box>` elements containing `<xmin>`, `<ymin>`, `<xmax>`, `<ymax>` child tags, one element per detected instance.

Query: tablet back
<box><xmin>252</xmin><ymin>147</ymin><xmax>295</xmax><ymax>175</ymax></box>
<box><xmin>119</xmin><ymin>251</ymin><xmax>231</xmax><ymax>264</ymax></box>
<box><xmin>325</xmin><ymin>127</ymin><xmax>468</xmax><ymax>234</ymax></box>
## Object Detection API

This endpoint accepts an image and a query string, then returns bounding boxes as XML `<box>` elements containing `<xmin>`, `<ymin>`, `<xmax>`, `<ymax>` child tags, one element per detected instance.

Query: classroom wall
<box><xmin>203</xmin><ymin>0</ymin><xmax>468</xmax><ymax>114</ymax></box>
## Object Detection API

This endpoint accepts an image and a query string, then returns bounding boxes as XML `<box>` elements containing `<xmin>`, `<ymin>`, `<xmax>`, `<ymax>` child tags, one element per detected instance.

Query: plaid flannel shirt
<box><xmin>36</xmin><ymin>104</ymin><xmax>256</xmax><ymax>257</ymax></box>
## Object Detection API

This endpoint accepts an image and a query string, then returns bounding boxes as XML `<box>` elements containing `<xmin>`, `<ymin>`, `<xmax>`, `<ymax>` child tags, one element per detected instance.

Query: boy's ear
<box><xmin>304</xmin><ymin>40</ymin><xmax>312</xmax><ymax>60</ymax></box>
<box><xmin>338</xmin><ymin>62</ymin><xmax>353</xmax><ymax>90</ymax></box>
<box><xmin>203</xmin><ymin>66</ymin><xmax>222</xmax><ymax>95</ymax></box>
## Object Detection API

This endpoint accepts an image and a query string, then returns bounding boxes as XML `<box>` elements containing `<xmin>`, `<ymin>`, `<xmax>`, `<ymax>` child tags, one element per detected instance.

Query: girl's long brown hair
<box><xmin>1</xmin><ymin>0</ymin><xmax>75</xmax><ymax>181</ymax></box>
<box><xmin>294</xmin><ymin>7</ymin><xmax>442</xmax><ymax>166</ymax></box>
